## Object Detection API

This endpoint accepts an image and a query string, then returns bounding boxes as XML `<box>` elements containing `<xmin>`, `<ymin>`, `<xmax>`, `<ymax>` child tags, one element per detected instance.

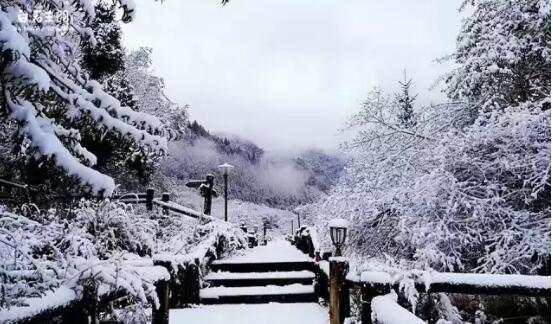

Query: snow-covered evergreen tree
<box><xmin>0</xmin><ymin>0</ymin><xmax>166</xmax><ymax>196</ymax></box>
<box><xmin>79</xmin><ymin>3</ymin><xmax>163</xmax><ymax>190</ymax></box>
<box><xmin>445</xmin><ymin>0</ymin><xmax>551</xmax><ymax>117</ymax></box>
<box><xmin>394</xmin><ymin>71</ymin><xmax>417</xmax><ymax>128</ymax></box>
<box><xmin>306</xmin><ymin>0</ymin><xmax>550</xmax><ymax>276</ymax></box>
<box><xmin>113</xmin><ymin>47</ymin><xmax>189</xmax><ymax>140</ymax></box>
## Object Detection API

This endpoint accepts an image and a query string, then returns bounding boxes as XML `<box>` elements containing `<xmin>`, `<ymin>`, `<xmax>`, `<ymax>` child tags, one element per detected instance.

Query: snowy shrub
<box><xmin>309</xmin><ymin>97</ymin><xmax>550</xmax><ymax>275</ymax></box>
<box><xmin>0</xmin><ymin>199</ymin><xmax>248</xmax><ymax>319</ymax></box>
<box><xmin>0</xmin><ymin>201</ymin><xmax>159</xmax><ymax>308</ymax></box>
<box><xmin>156</xmin><ymin>212</ymin><xmax>248</xmax><ymax>262</ymax></box>
<box><xmin>69</xmin><ymin>200</ymin><xmax>157</xmax><ymax>258</ymax></box>
<box><xmin>407</xmin><ymin>108</ymin><xmax>550</xmax><ymax>274</ymax></box>
<box><xmin>0</xmin><ymin>206</ymin><xmax>66</xmax><ymax>308</ymax></box>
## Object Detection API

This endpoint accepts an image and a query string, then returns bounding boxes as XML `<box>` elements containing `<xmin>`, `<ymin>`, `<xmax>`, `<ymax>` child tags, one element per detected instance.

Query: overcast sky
<box><xmin>122</xmin><ymin>0</ymin><xmax>462</xmax><ymax>153</ymax></box>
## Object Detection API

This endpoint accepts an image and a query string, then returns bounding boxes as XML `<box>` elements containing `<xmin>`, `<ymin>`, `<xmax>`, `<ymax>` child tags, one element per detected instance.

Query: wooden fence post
<box><xmin>83</xmin><ymin>278</ymin><xmax>98</xmax><ymax>324</ymax></box>
<box><xmin>146</xmin><ymin>188</ymin><xmax>155</xmax><ymax>211</ymax></box>
<box><xmin>152</xmin><ymin>279</ymin><xmax>170</xmax><ymax>324</ymax></box>
<box><xmin>315</xmin><ymin>266</ymin><xmax>329</xmax><ymax>302</ymax></box>
<box><xmin>330</xmin><ymin>258</ymin><xmax>350</xmax><ymax>324</ymax></box>
<box><xmin>361</xmin><ymin>283</ymin><xmax>391</xmax><ymax>324</ymax></box>
<box><xmin>307</xmin><ymin>236</ymin><xmax>315</xmax><ymax>258</ymax></box>
<box><xmin>203</xmin><ymin>175</ymin><xmax>214</xmax><ymax>215</ymax></box>
<box><xmin>183</xmin><ymin>258</ymin><xmax>201</xmax><ymax>305</ymax></box>
<box><xmin>161</xmin><ymin>192</ymin><xmax>170</xmax><ymax>215</ymax></box>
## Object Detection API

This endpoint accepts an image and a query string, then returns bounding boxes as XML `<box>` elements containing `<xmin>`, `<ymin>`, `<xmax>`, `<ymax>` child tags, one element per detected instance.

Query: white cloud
<box><xmin>122</xmin><ymin>0</ymin><xmax>461</xmax><ymax>153</ymax></box>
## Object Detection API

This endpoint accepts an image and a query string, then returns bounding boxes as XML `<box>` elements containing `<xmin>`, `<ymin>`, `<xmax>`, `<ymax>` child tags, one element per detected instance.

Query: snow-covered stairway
<box><xmin>200</xmin><ymin>239</ymin><xmax>318</xmax><ymax>304</ymax></box>
<box><xmin>169</xmin><ymin>239</ymin><xmax>328</xmax><ymax>323</ymax></box>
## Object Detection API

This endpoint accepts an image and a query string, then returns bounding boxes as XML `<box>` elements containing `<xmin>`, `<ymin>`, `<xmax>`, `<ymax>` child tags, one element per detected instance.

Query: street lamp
<box><xmin>218</xmin><ymin>163</ymin><xmax>234</xmax><ymax>222</ymax></box>
<box><xmin>329</xmin><ymin>218</ymin><xmax>348</xmax><ymax>256</ymax></box>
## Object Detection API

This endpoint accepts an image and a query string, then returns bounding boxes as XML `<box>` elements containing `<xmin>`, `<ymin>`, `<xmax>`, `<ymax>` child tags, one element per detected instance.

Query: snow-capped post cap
<box><xmin>218</xmin><ymin>163</ymin><xmax>235</xmax><ymax>175</ymax></box>
<box><xmin>329</xmin><ymin>218</ymin><xmax>348</xmax><ymax>256</ymax></box>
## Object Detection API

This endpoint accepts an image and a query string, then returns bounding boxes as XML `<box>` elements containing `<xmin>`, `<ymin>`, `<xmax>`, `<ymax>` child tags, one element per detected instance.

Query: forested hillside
<box><xmin>161</xmin><ymin>119</ymin><xmax>345</xmax><ymax>209</ymax></box>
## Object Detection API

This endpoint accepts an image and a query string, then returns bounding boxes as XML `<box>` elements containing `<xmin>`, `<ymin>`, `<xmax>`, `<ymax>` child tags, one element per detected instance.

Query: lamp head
<box><xmin>329</xmin><ymin>218</ymin><xmax>348</xmax><ymax>247</ymax></box>
<box><xmin>218</xmin><ymin>163</ymin><xmax>235</xmax><ymax>175</ymax></box>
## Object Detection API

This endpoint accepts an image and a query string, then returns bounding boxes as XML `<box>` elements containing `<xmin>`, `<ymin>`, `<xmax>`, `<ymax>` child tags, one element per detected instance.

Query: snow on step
<box><xmin>170</xmin><ymin>303</ymin><xmax>328</xmax><ymax>324</ymax></box>
<box><xmin>200</xmin><ymin>284</ymin><xmax>314</xmax><ymax>298</ymax></box>
<box><xmin>205</xmin><ymin>270</ymin><xmax>315</xmax><ymax>280</ymax></box>
<box><xmin>212</xmin><ymin>238</ymin><xmax>311</xmax><ymax>264</ymax></box>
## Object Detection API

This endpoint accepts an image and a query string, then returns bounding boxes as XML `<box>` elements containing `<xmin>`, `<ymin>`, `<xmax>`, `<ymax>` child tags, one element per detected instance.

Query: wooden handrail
<box><xmin>347</xmin><ymin>271</ymin><xmax>551</xmax><ymax>297</ymax></box>
<box><xmin>3</xmin><ymin>229</ymin><xmax>240</xmax><ymax>324</ymax></box>
<box><xmin>371</xmin><ymin>294</ymin><xmax>425</xmax><ymax>324</ymax></box>
<box><xmin>0</xmin><ymin>265</ymin><xmax>170</xmax><ymax>324</ymax></box>
<box><xmin>0</xmin><ymin>178</ymin><xmax>40</xmax><ymax>191</ymax></box>
<box><xmin>292</xmin><ymin>238</ymin><xmax>551</xmax><ymax>324</ymax></box>
<box><xmin>152</xmin><ymin>198</ymin><xmax>215</xmax><ymax>221</ymax></box>
<box><xmin>294</xmin><ymin>226</ymin><xmax>323</xmax><ymax>260</ymax></box>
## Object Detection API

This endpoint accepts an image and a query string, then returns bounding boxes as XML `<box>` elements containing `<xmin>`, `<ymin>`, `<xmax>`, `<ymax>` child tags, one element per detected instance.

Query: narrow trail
<box><xmin>170</xmin><ymin>238</ymin><xmax>328</xmax><ymax>324</ymax></box>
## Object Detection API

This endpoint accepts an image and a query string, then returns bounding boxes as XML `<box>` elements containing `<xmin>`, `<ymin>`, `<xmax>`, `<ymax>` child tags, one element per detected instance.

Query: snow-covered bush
<box><xmin>309</xmin><ymin>96</ymin><xmax>550</xmax><ymax>275</ymax></box>
<box><xmin>69</xmin><ymin>200</ymin><xmax>157</xmax><ymax>258</ymax></box>
<box><xmin>1</xmin><ymin>199</ymin><xmax>248</xmax><ymax>319</ymax></box>
<box><xmin>407</xmin><ymin>108</ymin><xmax>550</xmax><ymax>274</ymax></box>
<box><xmin>0</xmin><ymin>201</ymin><xmax>158</xmax><ymax>308</ymax></box>
<box><xmin>0</xmin><ymin>206</ymin><xmax>66</xmax><ymax>307</ymax></box>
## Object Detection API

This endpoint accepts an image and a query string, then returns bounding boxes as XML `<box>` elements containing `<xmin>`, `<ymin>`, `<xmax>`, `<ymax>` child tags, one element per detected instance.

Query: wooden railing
<box><xmin>346</xmin><ymin>270</ymin><xmax>551</xmax><ymax>324</ymax></box>
<box><xmin>293</xmin><ymin>225</ymin><xmax>329</xmax><ymax>261</ymax></box>
<box><xmin>2</xmin><ymin>231</ymin><xmax>236</xmax><ymax>324</ymax></box>
<box><xmin>0</xmin><ymin>180</ymin><xmax>214</xmax><ymax>222</ymax></box>
<box><xmin>0</xmin><ymin>264</ymin><xmax>171</xmax><ymax>324</ymax></box>
<box><xmin>113</xmin><ymin>189</ymin><xmax>214</xmax><ymax>221</ymax></box>
<box><xmin>293</xmin><ymin>226</ymin><xmax>332</xmax><ymax>302</ymax></box>
<box><xmin>1</xmin><ymin>198</ymin><xmax>239</xmax><ymax>324</ymax></box>
<box><xmin>292</xmin><ymin>228</ymin><xmax>552</xmax><ymax>324</ymax></box>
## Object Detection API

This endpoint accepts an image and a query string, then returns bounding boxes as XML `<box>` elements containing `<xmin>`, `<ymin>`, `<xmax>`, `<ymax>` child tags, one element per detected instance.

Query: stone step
<box><xmin>204</xmin><ymin>270</ymin><xmax>316</xmax><ymax>287</ymax></box>
<box><xmin>209</xmin><ymin>261</ymin><xmax>316</xmax><ymax>273</ymax></box>
<box><xmin>200</xmin><ymin>284</ymin><xmax>317</xmax><ymax>304</ymax></box>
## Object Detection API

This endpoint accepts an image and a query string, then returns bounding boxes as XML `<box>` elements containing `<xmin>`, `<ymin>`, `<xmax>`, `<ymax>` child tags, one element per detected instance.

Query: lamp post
<box><xmin>218</xmin><ymin>163</ymin><xmax>234</xmax><ymax>222</ymax></box>
<box><xmin>329</xmin><ymin>218</ymin><xmax>348</xmax><ymax>257</ymax></box>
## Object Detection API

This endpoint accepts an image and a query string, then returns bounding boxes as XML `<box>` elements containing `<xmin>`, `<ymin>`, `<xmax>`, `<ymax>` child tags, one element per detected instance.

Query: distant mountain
<box><xmin>295</xmin><ymin>150</ymin><xmax>346</xmax><ymax>193</ymax></box>
<box><xmin>187</xmin><ymin>120</ymin><xmax>264</xmax><ymax>164</ymax></box>
<box><xmin>161</xmin><ymin>120</ymin><xmax>345</xmax><ymax>209</ymax></box>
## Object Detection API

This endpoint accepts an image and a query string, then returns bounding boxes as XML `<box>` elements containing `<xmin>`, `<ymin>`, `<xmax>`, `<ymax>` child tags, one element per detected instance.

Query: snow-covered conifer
<box><xmin>0</xmin><ymin>0</ymin><xmax>166</xmax><ymax>196</ymax></box>
<box><xmin>394</xmin><ymin>71</ymin><xmax>417</xmax><ymax>128</ymax></box>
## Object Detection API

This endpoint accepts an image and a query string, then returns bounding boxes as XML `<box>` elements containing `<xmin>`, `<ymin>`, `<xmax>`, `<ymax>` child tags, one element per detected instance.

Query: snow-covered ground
<box><xmin>169</xmin><ymin>185</ymin><xmax>299</xmax><ymax>235</ymax></box>
<box><xmin>212</xmin><ymin>238</ymin><xmax>311</xmax><ymax>264</ymax></box>
<box><xmin>169</xmin><ymin>303</ymin><xmax>328</xmax><ymax>324</ymax></box>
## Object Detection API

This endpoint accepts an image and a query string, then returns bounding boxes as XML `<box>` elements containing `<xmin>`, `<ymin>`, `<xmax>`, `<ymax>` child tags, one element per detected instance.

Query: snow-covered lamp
<box><xmin>218</xmin><ymin>163</ymin><xmax>234</xmax><ymax>175</ymax></box>
<box><xmin>329</xmin><ymin>218</ymin><xmax>348</xmax><ymax>256</ymax></box>
<box><xmin>218</xmin><ymin>163</ymin><xmax>234</xmax><ymax>222</ymax></box>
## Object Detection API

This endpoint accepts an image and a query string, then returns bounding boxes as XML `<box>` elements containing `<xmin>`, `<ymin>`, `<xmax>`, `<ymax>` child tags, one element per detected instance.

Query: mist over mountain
<box><xmin>161</xmin><ymin>120</ymin><xmax>346</xmax><ymax>209</ymax></box>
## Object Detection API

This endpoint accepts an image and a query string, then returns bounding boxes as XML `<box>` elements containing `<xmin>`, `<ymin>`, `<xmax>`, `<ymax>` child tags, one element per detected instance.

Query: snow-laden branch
<box><xmin>0</xmin><ymin>1</ymin><xmax>167</xmax><ymax>196</ymax></box>
<box><xmin>6</xmin><ymin>93</ymin><xmax>115</xmax><ymax>194</ymax></box>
